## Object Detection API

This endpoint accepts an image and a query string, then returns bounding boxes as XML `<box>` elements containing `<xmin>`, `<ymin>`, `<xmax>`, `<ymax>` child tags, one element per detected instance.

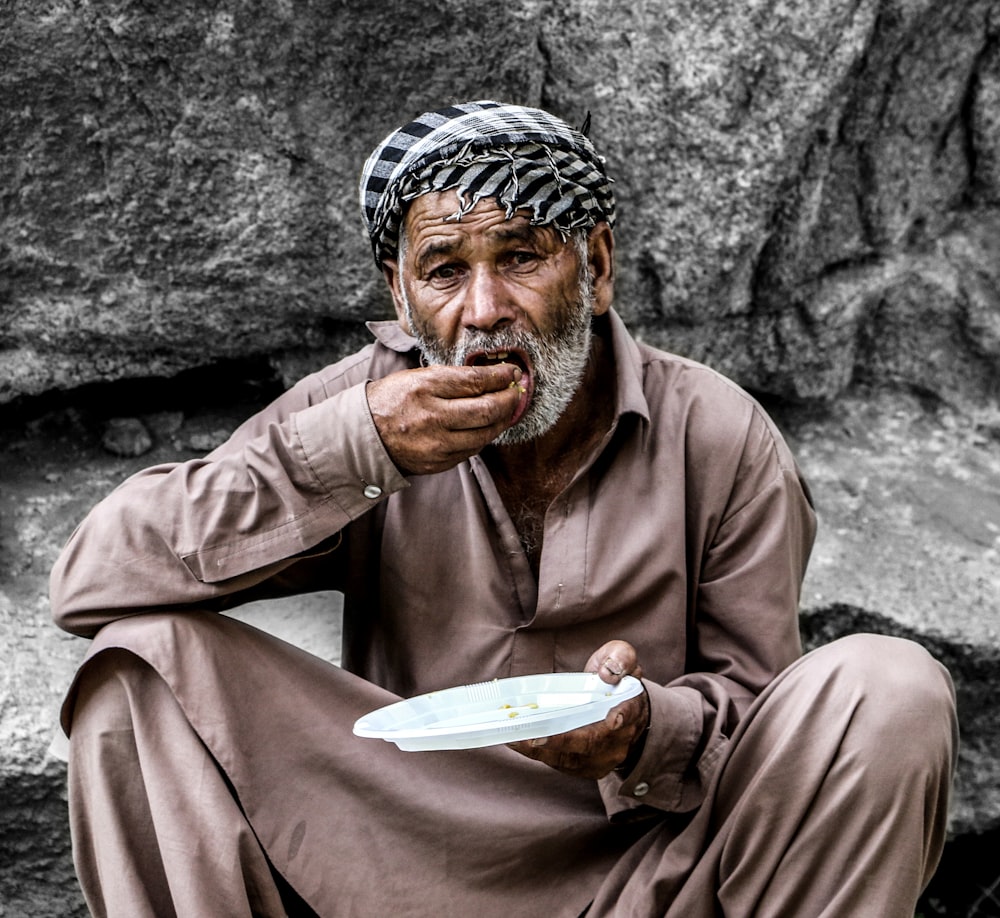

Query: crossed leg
<box><xmin>588</xmin><ymin>633</ymin><xmax>958</xmax><ymax>917</ymax></box>
<box><xmin>65</xmin><ymin>618</ymin><xmax>957</xmax><ymax>918</ymax></box>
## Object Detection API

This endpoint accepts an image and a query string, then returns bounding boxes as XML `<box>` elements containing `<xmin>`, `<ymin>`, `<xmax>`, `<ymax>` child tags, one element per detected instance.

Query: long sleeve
<box><xmin>50</xmin><ymin>346</ymin><xmax>408</xmax><ymax>637</ymax></box>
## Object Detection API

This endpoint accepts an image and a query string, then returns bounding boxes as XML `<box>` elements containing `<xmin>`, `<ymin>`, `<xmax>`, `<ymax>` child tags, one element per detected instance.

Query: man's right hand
<box><xmin>366</xmin><ymin>363</ymin><xmax>523</xmax><ymax>475</ymax></box>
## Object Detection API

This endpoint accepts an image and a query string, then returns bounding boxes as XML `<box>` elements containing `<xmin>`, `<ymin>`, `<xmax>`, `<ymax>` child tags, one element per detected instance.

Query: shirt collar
<box><xmin>366</xmin><ymin>309</ymin><xmax>651</xmax><ymax>430</ymax></box>
<box><xmin>603</xmin><ymin>308</ymin><xmax>651</xmax><ymax>430</ymax></box>
<box><xmin>366</xmin><ymin>319</ymin><xmax>418</xmax><ymax>353</ymax></box>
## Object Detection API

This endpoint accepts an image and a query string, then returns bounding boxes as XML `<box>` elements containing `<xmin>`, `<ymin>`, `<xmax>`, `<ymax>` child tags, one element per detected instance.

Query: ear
<box><xmin>381</xmin><ymin>258</ymin><xmax>413</xmax><ymax>334</ymax></box>
<box><xmin>586</xmin><ymin>222</ymin><xmax>615</xmax><ymax>316</ymax></box>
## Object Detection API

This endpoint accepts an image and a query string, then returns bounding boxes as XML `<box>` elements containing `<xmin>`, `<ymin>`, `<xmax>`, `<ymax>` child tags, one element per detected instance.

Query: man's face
<box><xmin>387</xmin><ymin>192</ymin><xmax>599</xmax><ymax>445</ymax></box>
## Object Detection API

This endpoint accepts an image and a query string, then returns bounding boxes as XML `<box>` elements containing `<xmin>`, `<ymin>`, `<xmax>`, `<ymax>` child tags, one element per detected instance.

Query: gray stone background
<box><xmin>1</xmin><ymin>0</ymin><xmax>998</xmax><ymax>914</ymax></box>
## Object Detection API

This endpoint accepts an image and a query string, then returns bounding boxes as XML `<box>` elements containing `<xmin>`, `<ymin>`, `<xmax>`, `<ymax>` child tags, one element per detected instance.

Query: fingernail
<box><xmin>603</xmin><ymin>657</ymin><xmax>624</xmax><ymax>676</ymax></box>
<box><xmin>530</xmin><ymin>736</ymin><xmax>548</xmax><ymax>747</ymax></box>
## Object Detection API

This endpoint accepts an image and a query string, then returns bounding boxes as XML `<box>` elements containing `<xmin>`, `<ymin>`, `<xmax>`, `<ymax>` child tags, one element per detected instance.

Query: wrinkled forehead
<box><xmin>359</xmin><ymin>100</ymin><xmax>615</xmax><ymax>266</ymax></box>
<box><xmin>400</xmin><ymin>192</ymin><xmax>566</xmax><ymax>257</ymax></box>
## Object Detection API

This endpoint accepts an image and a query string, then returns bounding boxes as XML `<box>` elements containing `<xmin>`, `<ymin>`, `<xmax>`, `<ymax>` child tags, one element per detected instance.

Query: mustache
<box><xmin>448</xmin><ymin>329</ymin><xmax>537</xmax><ymax>364</ymax></box>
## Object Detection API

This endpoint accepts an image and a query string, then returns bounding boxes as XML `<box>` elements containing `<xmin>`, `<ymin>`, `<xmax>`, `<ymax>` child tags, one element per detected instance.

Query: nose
<box><xmin>461</xmin><ymin>266</ymin><xmax>516</xmax><ymax>333</ymax></box>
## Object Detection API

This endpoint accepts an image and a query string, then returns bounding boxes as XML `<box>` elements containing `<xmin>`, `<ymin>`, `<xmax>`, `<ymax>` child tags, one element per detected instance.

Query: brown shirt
<box><xmin>51</xmin><ymin>309</ymin><xmax>815</xmax><ymax>819</ymax></box>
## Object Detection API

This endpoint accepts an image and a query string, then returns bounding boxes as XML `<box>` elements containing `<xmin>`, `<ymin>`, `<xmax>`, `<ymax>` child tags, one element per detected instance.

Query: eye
<box><xmin>428</xmin><ymin>263</ymin><xmax>463</xmax><ymax>282</ymax></box>
<box><xmin>508</xmin><ymin>250</ymin><xmax>539</xmax><ymax>268</ymax></box>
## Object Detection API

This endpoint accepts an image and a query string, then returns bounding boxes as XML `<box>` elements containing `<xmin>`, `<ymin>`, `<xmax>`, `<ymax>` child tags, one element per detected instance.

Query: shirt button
<box><xmin>362</xmin><ymin>484</ymin><xmax>383</xmax><ymax>499</ymax></box>
<box><xmin>633</xmin><ymin>781</ymin><xmax>650</xmax><ymax>798</ymax></box>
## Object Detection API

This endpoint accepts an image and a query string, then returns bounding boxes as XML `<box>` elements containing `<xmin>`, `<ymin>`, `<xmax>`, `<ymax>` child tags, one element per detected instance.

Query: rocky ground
<box><xmin>784</xmin><ymin>391</ymin><xmax>1000</xmax><ymax>917</ymax></box>
<box><xmin>1</xmin><ymin>378</ymin><xmax>998</xmax><ymax>915</ymax></box>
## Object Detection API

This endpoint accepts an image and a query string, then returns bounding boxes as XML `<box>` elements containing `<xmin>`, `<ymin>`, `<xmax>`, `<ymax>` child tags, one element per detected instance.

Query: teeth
<box><xmin>491</xmin><ymin>350</ymin><xmax>509</xmax><ymax>360</ymax></box>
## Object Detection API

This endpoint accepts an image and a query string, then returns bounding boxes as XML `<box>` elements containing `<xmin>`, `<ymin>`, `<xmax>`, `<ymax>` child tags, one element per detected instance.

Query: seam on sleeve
<box><xmin>180</xmin><ymin>492</ymin><xmax>347</xmax><ymax>581</ymax></box>
<box><xmin>716</xmin><ymin>402</ymin><xmax>798</xmax><ymax>526</ymax></box>
<box><xmin>716</xmin><ymin>466</ymin><xmax>798</xmax><ymax>537</ymax></box>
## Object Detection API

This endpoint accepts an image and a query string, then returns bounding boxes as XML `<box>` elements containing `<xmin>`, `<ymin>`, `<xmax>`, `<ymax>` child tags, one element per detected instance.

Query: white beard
<box><xmin>403</xmin><ymin>279</ymin><xmax>596</xmax><ymax>446</ymax></box>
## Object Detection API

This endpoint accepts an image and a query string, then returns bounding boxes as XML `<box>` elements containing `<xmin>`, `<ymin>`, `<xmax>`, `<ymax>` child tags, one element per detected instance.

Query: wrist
<box><xmin>615</xmin><ymin>691</ymin><xmax>650</xmax><ymax>776</ymax></box>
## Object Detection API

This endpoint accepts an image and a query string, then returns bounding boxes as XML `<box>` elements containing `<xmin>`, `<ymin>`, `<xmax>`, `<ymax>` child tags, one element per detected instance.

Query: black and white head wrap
<box><xmin>359</xmin><ymin>100</ymin><xmax>615</xmax><ymax>266</ymax></box>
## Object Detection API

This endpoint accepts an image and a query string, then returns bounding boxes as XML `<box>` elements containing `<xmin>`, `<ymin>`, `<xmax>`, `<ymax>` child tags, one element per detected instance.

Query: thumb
<box><xmin>584</xmin><ymin>640</ymin><xmax>641</xmax><ymax>685</ymax></box>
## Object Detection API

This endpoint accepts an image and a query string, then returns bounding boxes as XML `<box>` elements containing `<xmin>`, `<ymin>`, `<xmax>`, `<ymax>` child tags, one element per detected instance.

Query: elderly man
<box><xmin>52</xmin><ymin>101</ymin><xmax>956</xmax><ymax>917</ymax></box>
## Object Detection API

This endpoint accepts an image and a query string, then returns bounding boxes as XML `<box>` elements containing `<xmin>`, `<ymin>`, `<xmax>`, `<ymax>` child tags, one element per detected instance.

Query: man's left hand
<box><xmin>507</xmin><ymin>640</ymin><xmax>650</xmax><ymax>780</ymax></box>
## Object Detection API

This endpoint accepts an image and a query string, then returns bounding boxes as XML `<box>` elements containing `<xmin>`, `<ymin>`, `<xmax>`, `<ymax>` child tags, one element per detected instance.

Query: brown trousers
<box><xmin>65</xmin><ymin>615</ymin><xmax>957</xmax><ymax>918</ymax></box>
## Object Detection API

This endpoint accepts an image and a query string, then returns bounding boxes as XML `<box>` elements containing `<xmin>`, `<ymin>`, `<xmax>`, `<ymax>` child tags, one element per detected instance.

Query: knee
<box><xmin>64</xmin><ymin>648</ymin><xmax>159</xmax><ymax>736</ymax></box>
<box><xmin>805</xmin><ymin>633</ymin><xmax>957</xmax><ymax>765</ymax></box>
<box><xmin>812</xmin><ymin>633</ymin><xmax>954</xmax><ymax>708</ymax></box>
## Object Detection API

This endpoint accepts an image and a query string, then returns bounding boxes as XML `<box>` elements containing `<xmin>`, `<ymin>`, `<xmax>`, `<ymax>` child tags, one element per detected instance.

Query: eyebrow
<box><xmin>411</xmin><ymin>221</ymin><xmax>558</xmax><ymax>275</ymax></box>
<box><xmin>413</xmin><ymin>240</ymin><xmax>461</xmax><ymax>276</ymax></box>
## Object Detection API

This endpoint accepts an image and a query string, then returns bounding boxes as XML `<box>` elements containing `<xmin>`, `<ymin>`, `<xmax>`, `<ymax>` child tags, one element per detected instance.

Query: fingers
<box><xmin>427</xmin><ymin>362</ymin><xmax>523</xmax><ymax>398</ymax></box>
<box><xmin>507</xmin><ymin>690</ymin><xmax>648</xmax><ymax>780</ymax></box>
<box><xmin>584</xmin><ymin>640</ymin><xmax>643</xmax><ymax>685</ymax></box>
<box><xmin>366</xmin><ymin>365</ymin><xmax>524</xmax><ymax>475</ymax></box>
<box><xmin>509</xmin><ymin>723</ymin><xmax>615</xmax><ymax>780</ymax></box>
<box><xmin>418</xmin><ymin>365</ymin><xmax>523</xmax><ymax>434</ymax></box>
<box><xmin>507</xmin><ymin>640</ymin><xmax>649</xmax><ymax>779</ymax></box>
<box><xmin>370</xmin><ymin>365</ymin><xmax>520</xmax><ymax>418</ymax></box>
<box><xmin>436</xmin><ymin>385</ymin><xmax>522</xmax><ymax>432</ymax></box>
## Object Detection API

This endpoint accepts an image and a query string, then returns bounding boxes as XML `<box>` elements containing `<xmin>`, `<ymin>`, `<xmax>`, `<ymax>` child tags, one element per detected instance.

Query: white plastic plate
<box><xmin>353</xmin><ymin>672</ymin><xmax>643</xmax><ymax>751</ymax></box>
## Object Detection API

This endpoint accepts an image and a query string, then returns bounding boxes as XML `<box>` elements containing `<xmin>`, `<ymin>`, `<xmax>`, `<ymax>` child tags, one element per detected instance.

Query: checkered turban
<box><xmin>359</xmin><ymin>100</ymin><xmax>616</xmax><ymax>266</ymax></box>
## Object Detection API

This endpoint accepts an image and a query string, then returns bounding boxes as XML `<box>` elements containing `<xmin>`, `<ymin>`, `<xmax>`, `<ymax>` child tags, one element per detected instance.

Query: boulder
<box><xmin>2</xmin><ymin>0</ymin><xmax>998</xmax><ymax>914</ymax></box>
<box><xmin>1</xmin><ymin>0</ymin><xmax>998</xmax><ymax>408</ymax></box>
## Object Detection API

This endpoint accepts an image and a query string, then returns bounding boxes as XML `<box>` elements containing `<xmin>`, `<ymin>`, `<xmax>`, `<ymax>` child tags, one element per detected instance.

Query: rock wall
<box><xmin>2</xmin><ymin>1</ymin><xmax>999</xmax><ymax>915</ymax></box>
<box><xmin>2</xmin><ymin>0</ymin><xmax>998</xmax><ymax>407</ymax></box>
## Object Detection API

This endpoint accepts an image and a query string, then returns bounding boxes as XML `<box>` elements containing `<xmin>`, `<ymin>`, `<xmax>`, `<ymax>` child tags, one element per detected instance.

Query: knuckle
<box><xmin>470</xmin><ymin>398</ymin><xmax>503</xmax><ymax>429</ymax></box>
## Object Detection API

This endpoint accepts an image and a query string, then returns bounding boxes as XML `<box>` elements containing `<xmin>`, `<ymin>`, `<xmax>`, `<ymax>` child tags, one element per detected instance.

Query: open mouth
<box><xmin>464</xmin><ymin>347</ymin><xmax>534</xmax><ymax>426</ymax></box>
